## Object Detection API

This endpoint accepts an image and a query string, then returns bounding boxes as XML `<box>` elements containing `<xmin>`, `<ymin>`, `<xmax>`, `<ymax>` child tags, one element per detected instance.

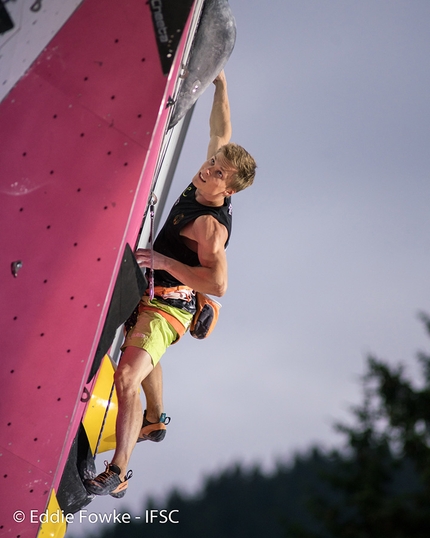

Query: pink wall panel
<box><xmin>0</xmin><ymin>0</ymin><xmax>196</xmax><ymax>535</ymax></box>
<box><xmin>0</xmin><ymin>448</ymin><xmax>52</xmax><ymax>538</ymax></box>
<box><xmin>32</xmin><ymin>0</ymin><xmax>165</xmax><ymax>149</ymax></box>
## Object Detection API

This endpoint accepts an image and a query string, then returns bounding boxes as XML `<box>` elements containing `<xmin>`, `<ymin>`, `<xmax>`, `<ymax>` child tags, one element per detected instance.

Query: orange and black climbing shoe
<box><xmin>137</xmin><ymin>411</ymin><xmax>170</xmax><ymax>443</ymax></box>
<box><xmin>84</xmin><ymin>461</ymin><xmax>132</xmax><ymax>498</ymax></box>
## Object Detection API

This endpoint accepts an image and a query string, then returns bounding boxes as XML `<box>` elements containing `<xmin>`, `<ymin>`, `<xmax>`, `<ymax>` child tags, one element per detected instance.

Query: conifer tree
<box><xmin>295</xmin><ymin>313</ymin><xmax>430</xmax><ymax>538</ymax></box>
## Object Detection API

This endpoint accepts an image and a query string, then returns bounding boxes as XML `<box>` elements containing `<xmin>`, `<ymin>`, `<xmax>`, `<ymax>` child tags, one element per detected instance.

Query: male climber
<box><xmin>84</xmin><ymin>70</ymin><xmax>257</xmax><ymax>498</ymax></box>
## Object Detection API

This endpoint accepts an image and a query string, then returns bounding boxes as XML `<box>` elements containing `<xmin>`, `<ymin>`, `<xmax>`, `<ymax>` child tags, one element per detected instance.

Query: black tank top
<box><xmin>153</xmin><ymin>183</ymin><xmax>233</xmax><ymax>289</ymax></box>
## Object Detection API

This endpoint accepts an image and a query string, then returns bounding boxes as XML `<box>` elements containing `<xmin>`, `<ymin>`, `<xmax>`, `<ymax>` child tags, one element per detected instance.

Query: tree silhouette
<box><xmin>295</xmin><ymin>313</ymin><xmax>430</xmax><ymax>538</ymax></box>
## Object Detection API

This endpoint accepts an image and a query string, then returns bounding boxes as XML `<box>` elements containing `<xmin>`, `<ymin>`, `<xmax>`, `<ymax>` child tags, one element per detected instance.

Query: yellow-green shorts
<box><xmin>121</xmin><ymin>296</ymin><xmax>193</xmax><ymax>366</ymax></box>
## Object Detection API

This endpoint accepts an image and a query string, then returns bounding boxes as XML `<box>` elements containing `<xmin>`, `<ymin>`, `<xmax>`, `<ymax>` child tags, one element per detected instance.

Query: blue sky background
<box><xmin>71</xmin><ymin>1</ymin><xmax>430</xmax><ymax>535</ymax></box>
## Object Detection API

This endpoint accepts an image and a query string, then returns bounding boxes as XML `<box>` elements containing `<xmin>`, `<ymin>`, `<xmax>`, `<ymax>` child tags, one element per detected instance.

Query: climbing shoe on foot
<box><xmin>84</xmin><ymin>461</ymin><xmax>132</xmax><ymax>498</ymax></box>
<box><xmin>137</xmin><ymin>411</ymin><xmax>170</xmax><ymax>443</ymax></box>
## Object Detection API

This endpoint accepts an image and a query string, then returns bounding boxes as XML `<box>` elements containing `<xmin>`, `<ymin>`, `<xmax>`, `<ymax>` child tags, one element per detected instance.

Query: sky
<box><xmin>71</xmin><ymin>0</ymin><xmax>430</xmax><ymax>535</ymax></box>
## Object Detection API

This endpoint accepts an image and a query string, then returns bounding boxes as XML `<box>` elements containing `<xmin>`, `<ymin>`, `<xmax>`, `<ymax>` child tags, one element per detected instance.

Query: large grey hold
<box><xmin>168</xmin><ymin>0</ymin><xmax>236</xmax><ymax>129</ymax></box>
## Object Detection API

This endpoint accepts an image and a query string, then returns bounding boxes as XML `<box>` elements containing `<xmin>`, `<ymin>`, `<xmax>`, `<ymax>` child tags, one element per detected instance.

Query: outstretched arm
<box><xmin>207</xmin><ymin>70</ymin><xmax>232</xmax><ymax>159</ymax></box>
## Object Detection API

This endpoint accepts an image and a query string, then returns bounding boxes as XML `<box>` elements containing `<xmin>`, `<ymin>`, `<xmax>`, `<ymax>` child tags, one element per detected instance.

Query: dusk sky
<box><xmin>72</xmin><ymin>1</ymin><xmax>430</xmax><ymax>535</ymax></box>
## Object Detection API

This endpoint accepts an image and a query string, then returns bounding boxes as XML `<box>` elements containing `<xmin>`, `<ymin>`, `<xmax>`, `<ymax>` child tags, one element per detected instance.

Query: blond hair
<box><xmin>219</xmin><ymin>143</ymin><xmax>257</xmax><ymax>193</ymax></box>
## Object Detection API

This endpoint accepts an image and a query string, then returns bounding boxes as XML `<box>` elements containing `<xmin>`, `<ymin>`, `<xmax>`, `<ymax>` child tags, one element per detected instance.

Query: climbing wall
<box><xmin>0</xmin><ymin>0</ymin><xmax>197</xmax><ymax>535</ymax></box>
